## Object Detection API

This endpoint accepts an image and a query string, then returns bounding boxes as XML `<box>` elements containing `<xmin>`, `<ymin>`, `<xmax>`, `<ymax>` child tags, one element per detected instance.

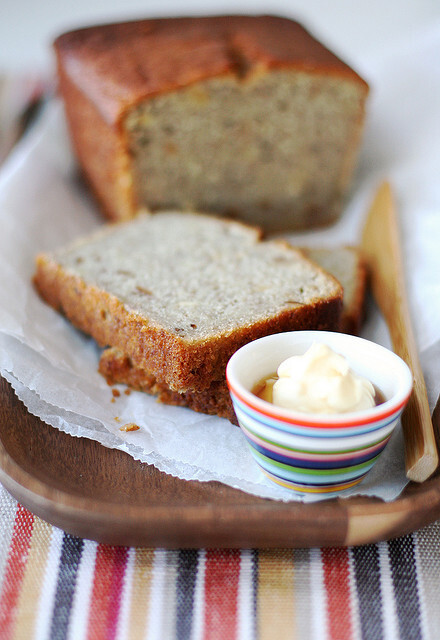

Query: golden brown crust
<box><xmin>54</xmin><ymin>15</ymin><xmax>369</xmax><ymax>128</ymax></box>
<box><xmin>100</xmin><ymin>347</ymin><xmax>238</xmax><ymax>424</ymax></box>
<box><xmin>56</xmin><ymin>60</ymin><xmax>136</xmax><ymax>221</ymax></box>
<box><xmin>33</xmin><ymin>251</ymin><xmax>342</xmax><ymax>393</ymax></box>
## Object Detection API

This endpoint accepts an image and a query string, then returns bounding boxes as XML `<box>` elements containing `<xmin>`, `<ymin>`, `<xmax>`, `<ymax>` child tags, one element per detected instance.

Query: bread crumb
<box><xmin>124</xmin><ymin>389</ymin><xmax>131</xmax><ymax>396</ymax></box>
<box><xmin>114</xmin><ymin>416</ymin><xmax>120</xmax><ymax>422</ymax></box>
<box><xmin>119</xmin><ymin>423</ymin><xmax>140</xmax><ymax>432</ymax></box>
<box><xmin>112</xmin><ymin>388</ymin><xmax>121</xmax><ymax>398</ymax></box>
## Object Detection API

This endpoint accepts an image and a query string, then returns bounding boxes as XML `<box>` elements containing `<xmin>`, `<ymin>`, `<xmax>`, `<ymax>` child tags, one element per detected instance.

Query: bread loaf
<box><xmin>54</xmin><ymin>15</ymin><xmax>369</xmax><ymax>232</ymax></box>
<box><xmin>34</xmin><ymin>212</ymin><xmax>343</xmax><ymax>395</ymax></box>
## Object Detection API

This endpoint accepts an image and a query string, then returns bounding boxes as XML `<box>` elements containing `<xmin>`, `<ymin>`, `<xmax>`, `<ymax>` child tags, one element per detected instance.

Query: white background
<box><xmin>1</xmin><ymin>0</ymin><xmax>439</xmax><ymax>74</ymax></box>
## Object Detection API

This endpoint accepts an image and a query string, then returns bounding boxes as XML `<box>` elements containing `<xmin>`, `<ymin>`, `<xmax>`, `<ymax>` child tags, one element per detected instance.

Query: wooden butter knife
<box><xmin>361</xmin><ymin>181</ymin><xmax>438</xmax><ymax>482</ymax></box>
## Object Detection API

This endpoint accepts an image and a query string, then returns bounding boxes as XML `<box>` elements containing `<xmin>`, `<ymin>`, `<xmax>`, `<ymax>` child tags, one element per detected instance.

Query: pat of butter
<box><xmin>271</xmin><ymin>342</ymin><xmax>375</xmax><ymax>414</ymax></box>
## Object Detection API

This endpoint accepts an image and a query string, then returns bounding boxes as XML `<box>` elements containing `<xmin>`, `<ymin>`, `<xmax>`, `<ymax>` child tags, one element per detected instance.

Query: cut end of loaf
<box><xmin>125</xmin><ymin>71</ymin><xmax>367</xmax><ymax>232</ymax></box>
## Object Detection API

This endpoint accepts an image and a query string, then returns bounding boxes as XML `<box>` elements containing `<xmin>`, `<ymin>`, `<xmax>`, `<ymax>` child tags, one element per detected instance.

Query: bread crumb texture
<box><xmin>125</xmin><ymin>72</ymin><xmax>365</xmax><ymax>231</ymax></box>
<box><xmin>49</xmin><ymin>213</ymin><xmax>340</xmax><ymax>341</ymax></box>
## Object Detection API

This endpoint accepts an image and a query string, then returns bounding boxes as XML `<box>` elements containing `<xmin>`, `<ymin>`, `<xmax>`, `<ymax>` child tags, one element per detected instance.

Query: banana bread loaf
<box><xmin>54</xmin><ymin>15</ymin><xmax>369</xmax><ymax>232</ymax></box>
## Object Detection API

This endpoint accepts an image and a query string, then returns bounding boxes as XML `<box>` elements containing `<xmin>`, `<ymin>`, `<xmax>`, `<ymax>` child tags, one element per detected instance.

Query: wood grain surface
<box><xmin>2</xmin><ymin>376</ymin><xmax>440</xmax><ymax>548</ymax></box>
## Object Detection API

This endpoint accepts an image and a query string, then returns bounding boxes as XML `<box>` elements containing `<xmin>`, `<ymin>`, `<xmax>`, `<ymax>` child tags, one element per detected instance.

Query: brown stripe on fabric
<box><xmin>127</xmin><ymin>548</ymin><xmax>154</xmax><ymax>640</ymax></box>
<box><xmin>12</xmin><ymin>518</ymin><xmax>53</xmax><ymax>640</ymax></box>
<box><xmin>255</xmin><ymin>550</ymin><xmax>295</xmax><ymax>640</ymax></box>
<box><xmin>415</xmin><ymin>521</ymin><xmax>440</xmax><ymax>640</ymax></box>
<box><xmin>388</xmin><ymin>535</ymin><xmax>422</xmax><ymax>640</ymax></box>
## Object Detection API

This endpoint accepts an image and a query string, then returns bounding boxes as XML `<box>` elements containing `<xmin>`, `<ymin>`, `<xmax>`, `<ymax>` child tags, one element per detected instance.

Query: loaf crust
<box><xmin>54</xmin><ymin>15</ymin><xmax>368</xmax><ymax>127</ymax></box>
<box><xmin>335</xmin><ymin>248</ymin><xmax>367</xmax><ymax>335</ymax></box>
<box><xmin>99</xmin><ymin>347</ymin><xmax>238</xmax><ymax>424</ymax></box>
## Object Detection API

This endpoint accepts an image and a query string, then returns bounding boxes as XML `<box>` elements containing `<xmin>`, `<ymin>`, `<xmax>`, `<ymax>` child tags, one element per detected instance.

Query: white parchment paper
<box><xmin>0</xmin><ymin>28</ymin><xmax>439</xmax><ymax>502</ymax></box>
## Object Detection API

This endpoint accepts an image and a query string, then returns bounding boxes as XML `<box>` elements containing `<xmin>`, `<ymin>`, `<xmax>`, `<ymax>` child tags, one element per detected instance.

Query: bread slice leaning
<box><xmin>34</xmin><ymin>212</ymin><xmax>343</xmax><ymax>396</ymax></box>
<box><xmin>301</xmin><ymin>246</ymin><xmax>367</xmax><ymax>335</ymax></box>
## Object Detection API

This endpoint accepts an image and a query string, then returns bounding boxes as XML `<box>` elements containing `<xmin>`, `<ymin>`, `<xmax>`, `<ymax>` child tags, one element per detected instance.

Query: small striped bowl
<box><xmin>226</xmin><ymin>331</ymin><xmax>413</xmax><ymax>496</ymax></box>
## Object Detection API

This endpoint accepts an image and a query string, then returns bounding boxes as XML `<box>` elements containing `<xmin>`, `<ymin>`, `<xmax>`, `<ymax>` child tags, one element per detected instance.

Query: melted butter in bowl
<box><xmin>252</xmin><ymin>375</ymin><xmax>277</xmax><ymax>403</ymax></box>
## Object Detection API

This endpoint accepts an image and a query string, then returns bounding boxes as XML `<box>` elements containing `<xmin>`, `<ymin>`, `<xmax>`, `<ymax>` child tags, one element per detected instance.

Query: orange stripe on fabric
<box><xmin>203</xmin><ymin>549</ymin><xmax>240</xmax><ymax>640</ymax></box>
<box><xmin>86</xmin><ymin>545</ymin><xmax>128</xmax><ymax>640</ymax></box>
<box><xmin>322</xmin><ymin>547</ymin><xmax>353</xmax><ymax>640</ymax></box>
<box><xmin>12</xmin><ymin>518</ymin><xmax>53</xmax><ymax>640</ymax></box>
<box><xmin>256</xmin><ymin>550</ymin><xmax>295</xmax><ymax>640</ymax></box>
<box><xmin>127</xmin><ymin>548</ymin><xmax>154</xmax><ymax>640</ymax></box>
<box><xmin>0</xmin><ymin>505</ymin><xmax>34</xmax><ymax>640</ymax></box>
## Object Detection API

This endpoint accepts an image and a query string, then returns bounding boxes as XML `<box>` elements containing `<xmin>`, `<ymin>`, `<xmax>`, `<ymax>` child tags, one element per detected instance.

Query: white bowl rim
<box><xmin>226</xmin><ymin>331</ymin><xmax>413</xmax><ymax>428</ymax></box>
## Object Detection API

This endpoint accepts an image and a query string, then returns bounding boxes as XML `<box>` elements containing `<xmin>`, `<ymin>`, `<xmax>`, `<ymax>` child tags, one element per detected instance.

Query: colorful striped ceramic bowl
<box><xmin>226</xmin><ymin>331</ymin><xmax>413</xmax><ymax>496</ymax></box>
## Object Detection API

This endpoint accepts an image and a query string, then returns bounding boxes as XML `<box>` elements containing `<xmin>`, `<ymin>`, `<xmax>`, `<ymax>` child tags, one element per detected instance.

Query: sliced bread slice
<box><xmin>34</xmin><ymin>212</ymin><xmax>343</xmax><ymax>392</ymax></box>
<box><xmin>301</xmin><ymin>246</ymin><xmax>367</xmax><ymax>335</ymax></box>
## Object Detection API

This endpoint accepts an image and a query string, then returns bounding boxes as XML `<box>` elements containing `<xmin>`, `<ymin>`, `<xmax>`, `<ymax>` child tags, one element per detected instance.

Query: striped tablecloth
<box><xmin>1</xmin><ymin>484</ymin><xmax>439</xmax><ymax>640</ymax></box>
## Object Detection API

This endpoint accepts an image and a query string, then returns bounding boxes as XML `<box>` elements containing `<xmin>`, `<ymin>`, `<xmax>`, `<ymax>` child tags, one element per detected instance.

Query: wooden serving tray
<box><xmin>2</xmin><ymin>375</ymin><xmax>440</xmax><ymax>548</ymax></box>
